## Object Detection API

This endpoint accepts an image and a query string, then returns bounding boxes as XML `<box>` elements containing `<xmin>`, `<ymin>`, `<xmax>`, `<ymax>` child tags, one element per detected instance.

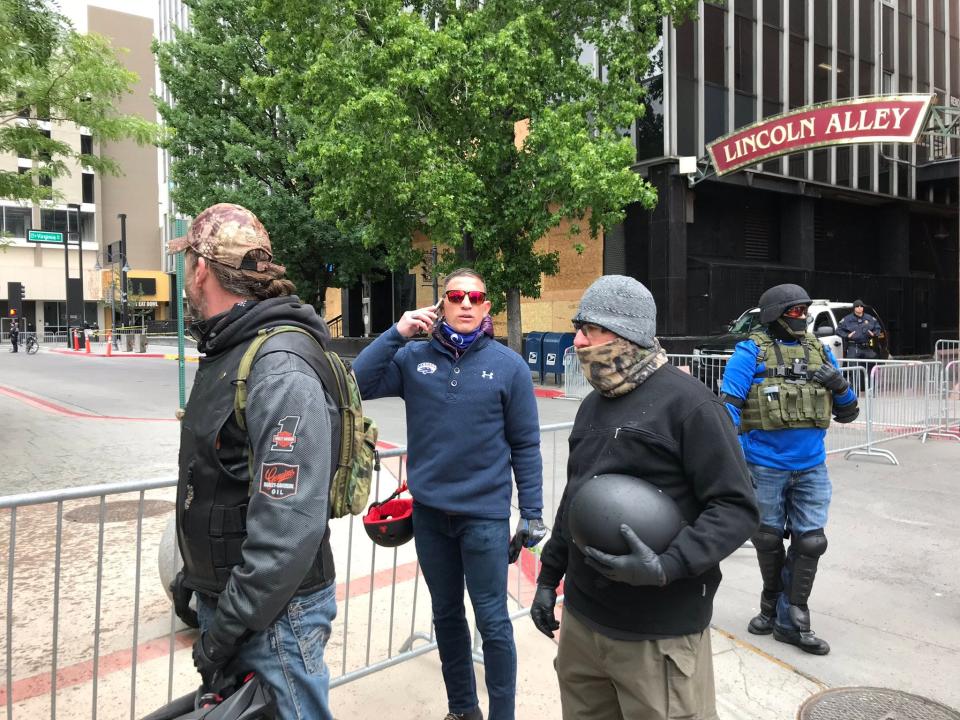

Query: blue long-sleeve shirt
<box><xmin>352</xmin><ymin>325</ymin><xmax>543</xmax><ymax>519</ymax></box>
<box><xmin>720</xmin><ymin>338</ymin><xmax>856</xmax><ymax>470</ymax></box>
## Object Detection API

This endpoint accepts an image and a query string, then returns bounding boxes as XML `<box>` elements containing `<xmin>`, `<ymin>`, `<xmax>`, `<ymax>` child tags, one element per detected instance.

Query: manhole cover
<box><xmin>799</xmin><ymin>687</ymin><xmax>960</xmax><ymax>720</ymax></box>
<box><xmin>65</xmin><ymin>500</ymin><xmax>174</xmax><ymax>524</ymax></box>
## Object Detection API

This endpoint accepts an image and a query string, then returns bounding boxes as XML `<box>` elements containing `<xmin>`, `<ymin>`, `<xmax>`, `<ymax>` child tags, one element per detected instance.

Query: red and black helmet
<box><xmin>363</xmin><ymin>483</ymin><xmax>414</xmax><ymax>548</ymax></box>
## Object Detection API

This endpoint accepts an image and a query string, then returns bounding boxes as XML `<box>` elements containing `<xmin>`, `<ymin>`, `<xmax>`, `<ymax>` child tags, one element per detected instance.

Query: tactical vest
<box><xmin>739</xmin><ymin>331</ymin><xmax>833</xmax><ymax>433</ymax></box>
<box><xmin>177</xmin><ymin>333</ymin><xmax>337</xmax><ymax>597</ymax></box>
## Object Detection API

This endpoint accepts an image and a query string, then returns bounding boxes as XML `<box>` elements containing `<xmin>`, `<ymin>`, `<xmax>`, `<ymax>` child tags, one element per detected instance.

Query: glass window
<box><xmin>882</xmin><ymin>5</ymin><xmax>895</xmax><ymax>73</ymax></box>
<box><xmin>859</xmin><ymin>59</ymin><xmax>875</xmax><ymax>94</ymax></box>
<box><xmin>40</xmin><ymin>209</ymin><xmax>69</xmax><ymax>236</ymax></box>
<box><xmin>814</xmin><ymin>45</ymin><xmax>831</xmax><ymax>102</ymax></box>
<box><xmin>788</xmin><ymin>153</ymin><xmax>805</xmax><ymax>179</ymax></box>
<box><xmin>2</xmin><ymin>207</ymin><xmax>31</xmax><ymax>238</ymax></box>
<box><xmin>933</xmin><ymin>30</ymin><xmax>945</xmax><ymax>88</ymax></box>
<box><xmin>860</xmin><ymin>1</ymin><xmax>874</xmax><ymax>60</ymax></box>
<box><xmin>837</xmin><ymin>0</ymin><xmax>853</xmax><ymax>53</ymax></box>
<box><xmin>762</xmin><ymin>25</ymin><xmax>781</xmax><ymax>104</ymax></box>
<box><xmin>763</xmin><ymin>0</ymin><xmax>780</xmax><ymax>27</ymax></box>
<box><xmin>857</xmin><ymin>145</ymin><xmax>873</xmax><ymax>189</ymax></box>
<box><xmin>838</xmin><ymin>53</ymin><xmax>852</xmax><ymax>98</ymax></box>
<box><xmin>898</xmin><ymin>11</ymin><xmax>912</xmax><ymax>89</ymax></box>
<box><xmin>677</xmin><ymin>77</ymin><xmax>698</xmax><ymax>155</ymax></box>
<box><xmin>813</xmin><ymin>149</ymin><xmax>829</xmax><ymax>182</ymax></box>
<box><xmin>932</xmin><ymin>0</ymin><xmax>943</xmax><ymax>31</ymax></box>
<box><xmin>814</xmin><ymin>1</ymin><xmax>830</xmax><ymax>46</ymax></box>
<box><xmin>676</xmin><ymin>20</ymin><xmax>695</xmax><ymax>80</ymax></box>
<box><xmin>80</xmin><ymin>134</ymin><xmax>92</xmax><ymax>156</ymax></box>
<box><xmin>836</xmin><ymin>147</ymin><xmax>851</xmax><ymax>187</ymax></box>
<box><xmin>735</xmin><ymin>91</ymin><xmax>756</xmax><ymax>128</ymax></box>
<box><xmin>917</xmin><ymin>22</ymin><xmax>929</xmax><ymax>88</ymax></box>
<box><xmin>704</xmin><ymin>5</ymin><xmax>726</xmax><ymax>86</ymax></box>
<box><xmin>878</xmin><ymin>156</ymin><xmax>891</xmax><ymax>195</ymax></box>
<box><xmin>789</xmin><ymin>0</ymin><xmax>805</xmax><ymax>37</ymax></box>
<box><xmin>704</xmin><ymin>84</ymin><xmax>728</xmax><ymax>142</ymax></box>
<box><xmin>735</xmin><ymin>14</ymin><xmax>755</xmax><ymax>93</ymax></box>
<box><xmin>916</xmin><ymin>0</ymin><xmax>928</xmax><ymax>23</ymax></box>
<box><xmin>789</xmin><ymin>35</ymin><xmax>805</xmax><ymax>108</ymax></box>
<box><xmin>82</xmin><ymin>173</ymin><xmax>94</xmax><ymax>203</ymax></box>
<box><xmin>735</xmin><ymin>0</ymin><xmax>754</xmax><ymax>19</ymax></box>
<box><xmin>952</xmin><ymin>35</ymin><xmax>959</xmax><ymax>100</ymax></box>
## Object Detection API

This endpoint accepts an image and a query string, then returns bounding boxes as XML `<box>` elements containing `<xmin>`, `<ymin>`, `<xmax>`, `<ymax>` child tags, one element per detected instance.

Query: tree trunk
<box><xmin>506</xmin><ymin>286</ymin><xmax>522</xmax><ymax>354</ymax></box>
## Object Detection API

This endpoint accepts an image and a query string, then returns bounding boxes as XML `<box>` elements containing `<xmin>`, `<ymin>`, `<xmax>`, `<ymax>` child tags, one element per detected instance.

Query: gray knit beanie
<box><xmin>573</xmin><ymin>275</ymin><xmax>657</xmax><ymax>348</ymax></box>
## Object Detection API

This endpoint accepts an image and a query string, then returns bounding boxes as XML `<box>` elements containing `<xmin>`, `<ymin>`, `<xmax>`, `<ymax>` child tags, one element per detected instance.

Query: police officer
<box><xmin>9</xmin><ymin>319</ymin><xmax>18</xmax><ymax>353</ymax></box>
<box><xmin>838</xmin><ymin>300</ymin><xmax>881</xmax><ymax>359</ymax></box>
<box><xmin>169</xmin><ymin>203</ymin><xmax>340</xmax><ymax>719</ymax></box>
<box><xmin>719</xmin><ymin>284</ymin><xmax>859</xmax><ymax>656</ymax></box>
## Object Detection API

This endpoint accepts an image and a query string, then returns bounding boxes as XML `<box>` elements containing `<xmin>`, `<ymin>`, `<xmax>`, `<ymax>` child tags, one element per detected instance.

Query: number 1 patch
<box><xmin>259</xmin><ymin>463</ymin><xmax>300</xmax><ymax>500</ymax></box>
<box><xmin>271</xmin><ymin>415</ymin><xmax>301</xmax><ymax>452</ymax></box>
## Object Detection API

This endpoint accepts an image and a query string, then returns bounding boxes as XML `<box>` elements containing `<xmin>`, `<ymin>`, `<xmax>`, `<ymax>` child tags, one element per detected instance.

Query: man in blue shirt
<box><xmin>837</xmin><ymin>299</ymin><xmax>882</xmax><ymax>359</ymax></box>
<box><xmin>352</xmin><ymin>268</ymin><xmax>546</xmax><ymax>720</ymax></box>
<box><xmin>719</xmin><ymin>283</ymin><xmax>859</xmax><ymax>656</ymax></box>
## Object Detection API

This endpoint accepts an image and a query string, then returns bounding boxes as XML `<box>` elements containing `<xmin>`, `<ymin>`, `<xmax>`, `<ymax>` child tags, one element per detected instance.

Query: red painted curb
<box><xmin>534</xmin><ymin>388</ymin><xmax>564</xmax><ymax>398</ymax></box>
<box><xmin>50</xmin><ymin>349</ymin><xmax>168</xmax><ymax>359</ymax></box>
<box><xmin>0</xmin><ymin>385</ymin><xmax>177</xmax><ymax>422</ymax></box>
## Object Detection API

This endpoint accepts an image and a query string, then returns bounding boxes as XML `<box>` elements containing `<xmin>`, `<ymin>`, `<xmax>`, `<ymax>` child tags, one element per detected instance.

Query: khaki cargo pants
<box><xmin>555</xmin><ymin>611</ymin><xmax>718</xmax><ymax>720</ymax></box>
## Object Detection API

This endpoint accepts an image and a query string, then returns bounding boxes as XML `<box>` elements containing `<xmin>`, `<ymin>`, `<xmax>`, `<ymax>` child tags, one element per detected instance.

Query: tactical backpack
<box><xmin>233</xmin><ymin>325</ymin><xmax>379</xmax><ymax>518</ymax></box>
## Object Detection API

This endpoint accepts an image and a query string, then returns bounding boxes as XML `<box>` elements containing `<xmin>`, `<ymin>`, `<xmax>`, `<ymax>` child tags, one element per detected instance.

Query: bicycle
<box><xmin>24</xmin><ymin>333</ymin><xmax>39</xmax><ymax>354</ymax></box>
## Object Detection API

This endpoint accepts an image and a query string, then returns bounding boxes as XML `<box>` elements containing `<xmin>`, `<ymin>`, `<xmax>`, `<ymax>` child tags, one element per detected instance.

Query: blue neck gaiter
<box><xmin>439</xmin><ymin>320</ymin><xmax>481</xmax><ymax>350</ymax></box>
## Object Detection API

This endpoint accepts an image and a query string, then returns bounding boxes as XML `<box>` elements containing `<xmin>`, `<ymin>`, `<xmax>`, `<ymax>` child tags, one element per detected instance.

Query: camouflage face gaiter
<box><xmin>576</xmin><ymin>337</ymin><xmax>669</xmax><ymax>397</ymax></box>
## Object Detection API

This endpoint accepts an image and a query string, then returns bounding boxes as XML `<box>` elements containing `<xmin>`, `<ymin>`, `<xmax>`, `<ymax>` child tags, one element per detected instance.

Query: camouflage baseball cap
<box><xmin>168</xmin><ymin>203</ymin><xmax>285</xmax><ymax>274</ymax></box>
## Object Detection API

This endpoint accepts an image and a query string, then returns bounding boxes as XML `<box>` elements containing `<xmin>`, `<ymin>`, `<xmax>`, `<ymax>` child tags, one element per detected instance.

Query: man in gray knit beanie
<box><xmin>532</xmin><ymin>275</ymin><xmax>757</xmax><ymax>720</ymax></box>
<box><xmin>572</xmin><ymin>275</ymin><xmax>657</xmax><ymax>349</ymax></box>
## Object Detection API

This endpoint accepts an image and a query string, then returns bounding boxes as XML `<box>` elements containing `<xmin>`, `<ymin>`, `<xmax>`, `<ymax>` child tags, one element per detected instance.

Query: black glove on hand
<box><xmin>508</xmin><ymin>518</ymin><xmax>548</xmax><ymax>563</ymax></box>
<box><xmin>813</xmin><ymin>364</ymin><xmax>849</xmax><ymax>394</ymax></box>
<box><xmin>833</xmin><ymin>400</ymin><xmax>859</xmax><ymax>423</ymax></box>
<box><xmin>530</xmin><ymin>584</ymin><xmax>560</xmax><ymax>638</ymax></box>
<box><xmin>170</xmin><ymin>571</ymin><xmax>199</xmax><ymax>629</ymax></box>
<box><xmin>192</xmin><ymin>631</ymin><xmax>233</xmax><ymax>691</ymax></box>
<box><xmin>582</xmin><ymin>525</ymin><xmax>667</xmax><ymax>587</ymax></box>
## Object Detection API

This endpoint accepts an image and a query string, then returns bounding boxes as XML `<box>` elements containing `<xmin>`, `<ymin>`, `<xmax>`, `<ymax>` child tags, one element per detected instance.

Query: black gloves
<box><xmin>170</xmin><ymin>571</ymin><xmax>199</xmax><ymax>629</ymax></box>
<box><xmin>192</xmin><ymin>631</ymin><xmax>234</xmax><ymax>691</ymax></box>
<box><xmin>812</xmin><ymin>364</ymin><xmax>849</xmax><ymax>394</ymax></box>
<box><xmin>508</xmin><ymin>517</ymin><xmax>548</xmax><ymax>563</ymax></box>
<box><xmin>582</xmin><ymin>525</ymin><xmax>667</xmax><ymax>587</ymax></box>
<box><xmin>833</xmin><ymin>400</ymin><xmax>859</xmax><ymax>423</ymax></box>
<box><xmin>530</xmin><ymin>584</ymin><xmax>560</xmax><ymax>638</ymax></box>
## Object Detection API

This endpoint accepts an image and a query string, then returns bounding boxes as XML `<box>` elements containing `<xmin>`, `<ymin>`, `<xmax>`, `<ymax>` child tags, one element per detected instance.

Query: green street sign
<box><xmin>27</xmin><ymin>230</ymin><xmax>65</xmax><ymax>244</ymax></box>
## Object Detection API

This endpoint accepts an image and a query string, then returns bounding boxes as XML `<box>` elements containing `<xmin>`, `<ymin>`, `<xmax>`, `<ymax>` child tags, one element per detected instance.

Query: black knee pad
<box><xmin>792</xmin><ymin>528</ymin><xmax>827</xmax><ymax>558</ymax></box>
<box><xmin>752</xmin><ymin>525</ymin><xmax>785</xmax><ymax>553</ymax></box>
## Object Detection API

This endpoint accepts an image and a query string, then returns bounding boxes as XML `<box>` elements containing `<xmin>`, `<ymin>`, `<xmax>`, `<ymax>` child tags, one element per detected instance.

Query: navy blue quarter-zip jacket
<box><xmin>352</xmin><ymin>325</ymin><xmax>543</xmax><ymax>519</ymax></box>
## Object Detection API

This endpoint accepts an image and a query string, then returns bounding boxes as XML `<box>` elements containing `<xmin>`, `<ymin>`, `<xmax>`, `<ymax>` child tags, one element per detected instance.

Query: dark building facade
<box><xmin>609</xmin><ymin>0</ymin><xmax>960</xmax><ymax>354</ymax></box>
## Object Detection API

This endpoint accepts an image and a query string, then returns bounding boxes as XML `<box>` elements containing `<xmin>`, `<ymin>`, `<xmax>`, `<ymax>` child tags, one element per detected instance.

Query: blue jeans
<box><xmin>413</xmin><ymin>503</ymin><xmax>516</xmax><ymax>720</ymax></box>
<box><xmin>197</xmin><ymin>583</ymin><xmax>337</xmax><ymax>720</ymax></box>
<box><xmin>748</xmin><ymin>462</ymin><xmax>831</xmax><ymax>630</ymax></box>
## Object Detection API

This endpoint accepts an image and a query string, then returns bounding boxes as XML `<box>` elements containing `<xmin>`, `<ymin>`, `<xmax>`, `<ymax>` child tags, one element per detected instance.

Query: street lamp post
<box><xmin>118</xmin><ymin>213</ymin><xmax>128</xmax><ymax>329</ymax></box>
<box><xmin>68</xmin><ymin>203</ymin><xmax>83</xmax><ymax>325</ymax></box>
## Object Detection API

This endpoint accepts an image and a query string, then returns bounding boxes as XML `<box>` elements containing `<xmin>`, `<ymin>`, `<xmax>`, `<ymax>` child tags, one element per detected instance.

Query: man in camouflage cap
<box><xmin>532</xmin><ymin>275</ymin><xmax>757</xmax><ymax>720</ymax></box>
<box><xmin>170</xmin><ymin>203</ymin><xmax>342</xmax><ymax>719</ymax></box>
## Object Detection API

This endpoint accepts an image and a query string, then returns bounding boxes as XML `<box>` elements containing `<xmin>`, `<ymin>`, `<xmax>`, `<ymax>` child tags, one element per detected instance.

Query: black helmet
<box><xmin>758</xmin><ymin>284</ymin><xmax>812</xmax><ymax>323</ymax></box>
<box><xmin>567</xmin><ymin>474</ymin><xmax>684</xmax><ymax>555</ymax></box>
<box><xmin>363</xmin><ymin>483</ymin><xmax>414</xmax><ymax>547</ymax></box>
<box><xmin>141</xmin><ymin>673</ymin><xmax>275</xmax><ymax>720</ymax></box>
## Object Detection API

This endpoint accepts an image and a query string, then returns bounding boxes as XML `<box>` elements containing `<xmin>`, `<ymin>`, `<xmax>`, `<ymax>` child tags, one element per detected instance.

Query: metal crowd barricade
<box><xmin>561</xmin><ymin>346</ymin><xmax>590</xmax><ymax>399</ymax></box>
<box><xmin>934</xmin><ymin>339</ymin><xmax>960</xmax><ymax>367</ymax></box>
<box><xmin>0</xmin><ymin>423</ymin><xmax>574</xmax><ymax>720</ymax></box>
<box><xmin>939</xmin><ymin>361</ymin><xmax>960</xmax><ymax>435</ymax></box>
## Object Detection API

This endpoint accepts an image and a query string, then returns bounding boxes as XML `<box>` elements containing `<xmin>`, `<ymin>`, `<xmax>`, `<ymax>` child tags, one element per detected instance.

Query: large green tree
<box><xmin>0</xmin><ymin>0</ymin><xmax>154</xmax><ymax>205</ymax></box>
<box><xmin>260</xmin><ymin>0</ymin><xmax>693</xmax><ymax>349</ymax></box>
<box><xmin>154</xmin><ymin>0</ymin><xmax>372</xmax><ymax>313</ymax></box>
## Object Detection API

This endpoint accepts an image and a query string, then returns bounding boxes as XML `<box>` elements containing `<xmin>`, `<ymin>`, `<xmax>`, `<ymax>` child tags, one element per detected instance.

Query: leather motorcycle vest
<box><xmin>177</xmin><ymin>337</ymin><xmax>335</xmax><ymax>597</ymax></box>
<box><xmin>740</xmin><ymin>331</ymin><xmax>833</xmax><ymax>433</ymax></box>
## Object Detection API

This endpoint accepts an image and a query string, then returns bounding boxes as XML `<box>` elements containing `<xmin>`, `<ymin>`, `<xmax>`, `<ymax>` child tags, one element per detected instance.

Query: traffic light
<box><xmin>7</xmin><ymin>282</ymin><xmax>22</xmax><ymax>318</ymax></box>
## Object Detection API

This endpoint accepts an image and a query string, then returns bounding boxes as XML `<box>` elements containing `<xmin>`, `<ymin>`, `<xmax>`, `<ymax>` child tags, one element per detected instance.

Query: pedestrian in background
<box><xmin>9</xmin><ymin>318</ymin><xmax>19</xmax><ymax>353</ymax></box>
<box><xmin>170</xmin><ymin>203</ymin><xmax>340</xmax><ymax>720</ymax></box>
<box><xmin>719</xmin><ymin>283</ymin><xmax>859</xmax><ymax>656</ymax></box>
<box><xmin>352</xmin><ymin>268</ymin><xmax>546</xmax><ymax>720</ymax></box>
<box><xmin>837</xmin><ymin>300</ymin><xmax>881</xmax><ymax>359</ymax></box>
<box><xmin>532</xmin><ymin>275</ymin><xmax>757</xmax><ymax>720</ymax></box>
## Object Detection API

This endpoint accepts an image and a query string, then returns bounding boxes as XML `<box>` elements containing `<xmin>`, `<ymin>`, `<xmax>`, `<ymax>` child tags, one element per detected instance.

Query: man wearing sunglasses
<box><xmin>531</xmin><ymin>276</ymin><xmax>757</xmax><ymax>720</ymax></box>
<box><xmin>352</xmin><ymin>268</ymin><xmax>545</xmax><ymax>720</ymax></box>
<box><xmin>718</xmin><ymin>283</ymin><xmax>859</xmax><ymax>656</ymax></box>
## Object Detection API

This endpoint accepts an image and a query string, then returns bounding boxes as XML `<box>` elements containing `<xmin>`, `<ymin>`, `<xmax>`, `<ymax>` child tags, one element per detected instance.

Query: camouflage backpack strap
<box><xmin>234</xmin><ymin>326</ymin><xmax>318</xmax><ymax>432</ymax></box>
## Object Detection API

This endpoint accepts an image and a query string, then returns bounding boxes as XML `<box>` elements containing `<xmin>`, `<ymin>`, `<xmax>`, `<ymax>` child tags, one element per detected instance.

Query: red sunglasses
<box><xmin>783</xmin><ymin>305</ymin><xmax>809</xmax><ymax>319</ymax></box>
<box><xmin>444</xmin><ymin>289</ymin><xmax>487</xmax><ymax>305</ymax></box>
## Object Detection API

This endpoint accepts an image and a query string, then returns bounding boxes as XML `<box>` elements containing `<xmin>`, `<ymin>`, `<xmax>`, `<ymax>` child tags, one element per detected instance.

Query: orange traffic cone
<box><xmin>72</xmin><ymin>330</ymin><xmax>79</xmax><ymax>351</ymax></box>
<box><xmin>106</xmin><ymin>332</ymin><xmax>113</xmax><ymax>357</ymax></box>
<box><xmin>84</xmin><ymin>335</ymin><xmax>91</xmax><ymax>353</ymax></box>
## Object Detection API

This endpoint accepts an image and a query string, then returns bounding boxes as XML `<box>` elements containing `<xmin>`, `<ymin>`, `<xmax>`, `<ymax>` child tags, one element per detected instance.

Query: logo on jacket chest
<box><xmin>417</xmin><ymin>362</ymin><xmax>438</xmax><ymax>374</ymax></box>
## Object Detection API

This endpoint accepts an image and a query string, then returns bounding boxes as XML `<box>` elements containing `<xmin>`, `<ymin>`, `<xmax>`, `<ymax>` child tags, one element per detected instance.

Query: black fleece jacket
<box><xmin>538</xmin><ymin>363</ymin><xmax>758</xmax><ymax>639</ymax></box>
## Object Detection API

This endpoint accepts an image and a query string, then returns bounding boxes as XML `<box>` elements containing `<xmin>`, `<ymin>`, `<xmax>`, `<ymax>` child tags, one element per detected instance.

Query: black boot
<box><xmin>444</xmin><ymin>708</ymin><xmax>483</xmax><ymax>720</ymax></box>
<box><xmin>773</xmin><ymin>622</ymin><xmax>831</xmax><ymax>655</ymax></box>
<box><xmin>747</xmin><ymin>591</ymin><xmax>778</xmax><ymax>635</ymax></box>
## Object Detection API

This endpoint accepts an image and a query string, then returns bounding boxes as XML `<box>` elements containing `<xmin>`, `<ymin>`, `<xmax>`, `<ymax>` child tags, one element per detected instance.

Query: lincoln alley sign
<box><xmin>707</xmin><ymin>94</ymin><xmax>934</xmax><ymax>176</ymax></box>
